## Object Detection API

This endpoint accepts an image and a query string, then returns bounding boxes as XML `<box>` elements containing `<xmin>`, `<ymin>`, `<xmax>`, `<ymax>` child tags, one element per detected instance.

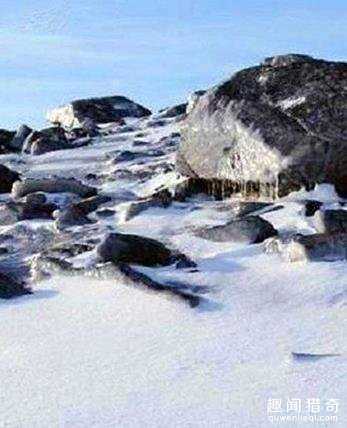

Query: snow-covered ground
<box><xmin>0</xmin><ymin>116</ymin><xmax>346</xmax><ymax>427</ymax></box>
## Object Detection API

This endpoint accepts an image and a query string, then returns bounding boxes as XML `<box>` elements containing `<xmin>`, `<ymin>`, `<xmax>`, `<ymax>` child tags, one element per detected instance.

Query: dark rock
<box><xmin>124</xmin><ymin>189</ymin><xmax>172</xmax><ymax>221</ymax></box>
<box><xmin>0</xmin><ymin>165</ymin><xmax>20</xmax><ymax>194</ymax></box>
<box><xmin>178</xmin><ymin>54</ymin><xmax>347</xmax><ymax>199</ymax></box>
<box><xmin>48</xmin><ymin>241</ymin><xmax>94</xmax><ymax>258</ymax></box>
<box><xmin>133</xmin><ymin>140</ymin><xmax>150</xmax><ymax>147</ymax></box>
<box><xmin>12</xmin><ymin>178</ymin><xmax>97</xmax><ymax>199</ymax></box>
<box><xmin>266</xmin><ymin>233</ymin><xmax>347</xmax><ymax>262</ymax></box>
<box><xmin>314</xmin><ymin>209</ymin><xmax>347</xmax><ymax>234</ymax></box>
<box><xmin>47</xmin><ymin>95</ymin><xmax>151</xmax><ymax>128</ymax></box>
<box><xmin>23</xmin><ymin>126</ymin><xmax>70</xmax><ymax>155</ymax></box>
<box><xmin>0</xmin><ymin>198</ymin><xmax>57</xmax><ymax>223</ymax></box>
<box><xmin>158</xmin><ymin>103</ymin><xmax>187</xmax><ymax>118</ymax></box>
<box><xmin>55</xmin><ymin>195</ymin><xmax>111</xmax><ymax>228</ymax></box>
<box><xmin>146</xmin><ymin>119</ymin><xmax>167</xmax><ymax>128</ymax></box>
<box><xmin>0</xmin><ymin>129</ymin><xmax>15</xmax><ymax>153</ymax></box>
<box><xmin>97</xmin><ymin>233</ymin><xmax>174</xmax><ymax>267</ymax></box>
<box><xmin>0</xmin><ymin>270</ymin><xmax>31</xmax><ymax>299</ymax></box>
<box><xmin>195</xmin><ymin>216</ymin><xmax>277</xmax><ymax>244</ymax></box>
<box><xmin>25</xmin><ymin>192</ymin><xmax>47</xmax><ymax>206</ymax></box>
<box><xmin>305</xmin><ymin>200</ymin><xmax>323</xmax><ymax>217</ymax></box>
<box><xmin>96</xmin><ymin>208</ymin><xmax>115</xmax><ymax>218</ymax></box>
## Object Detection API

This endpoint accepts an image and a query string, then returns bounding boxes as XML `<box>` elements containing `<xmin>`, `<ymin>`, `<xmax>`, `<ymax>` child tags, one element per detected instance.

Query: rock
<box><xmin>265</xmin><ymin>233</ymin><xmax>347</xmax><ymax>262</ymax></box>
<box><xmin>22</xmin><ymin>126</ymin><xmax>70</xmax><ymax>155</ymax></box>
<box><xmin>0</xmin><ymin>165</ymin><xmax>20</xmax><ymax>194</ymax></box>
<box><xmin>305</xmin><ymin>200</ymin><xmax>323</xmax><ymax>217</ymax></box>
<box><xmin>178</xmin><ymin>54</ymin><xmax>347</xmax><ymax>199</ymax></box>
<box><xmin>0</xmin><ymin>129</ymin><xmax>15</xmax><ymax>153</ymax></box>
<box><xmin>195</xmin><ymin>216</ymin><xmax>277</xmax><ymax>243</ymax></box>
<box><xmin>123</xmin><ymin>189</ymin><xmax>172</xmax><ymax>221</ymax></box>
<box><xmin>0</xmin><ymin>204</ymin><xmax>20</xmax><ymax>225</ymax></box>
<box><xmin>10</xmin><ymin>124</ymin><xmax>33</xmax><ymax>151</ymax></box>
<box><xmin>12</xmin><ymin>178</ymin><xmax>97</xmax><ymax>199</ymax></box>
<box><xmin>158</xmin><ymin>103</ymin><xmax>187</xmax><ymax>118</ymax></box>
<box><xmin>96</xmin><ymin>208</ymin><xmax>115</xmax><ymax>218</ymax></box>
<box><xmin>313</xmin><ymin>209</ymin><xmax>347</xmax><ymax>234</ymax></box>
<box><xmin>54</xmin><ymin>195</ymin><xmax>111</xmax><ymax>228</ymax></box>
<box><xmin>0</xmin><ymin>270</ymin><xmax>31</xmax><ymax>299</ymax></box>
<box><xmin>25</xmin><ymin>192</ymin><xmax>47</xmax><ymax>206</ymax></box>
<box><xmin>47</xmin><ymin>95</ymin><xmax>151</xmax><ymax>129</ymax></box>
<box><xmin>0</xmin><ymin>199</ymin><xmax>57</xmax><ymax>223</ymax></box>
<box><xmin>97</xmin><ymin>233</ymin><xmax>175</xmax><ymax>267</ymax></box>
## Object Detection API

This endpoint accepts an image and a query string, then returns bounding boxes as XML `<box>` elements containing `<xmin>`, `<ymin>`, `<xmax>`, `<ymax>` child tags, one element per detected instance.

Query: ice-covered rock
<box><xmin>47</xmin><ymin>95</ymin><xmax>152</xmax><ymax>129</ymax></box>
<box><xmin>178</xmin><ymin>54</ymin><xmax>347</xmax><ymax>198</ymax></box>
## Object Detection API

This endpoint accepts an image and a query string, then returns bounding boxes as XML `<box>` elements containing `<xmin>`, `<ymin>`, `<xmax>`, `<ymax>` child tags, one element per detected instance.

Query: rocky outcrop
<box><xmin>178</xmin><ymin>54</ymin><xmax>347</xmax><ymax>199</ymax></box>
<box><xmin>47</xmin><ymin>95</ymin><xmax>152</xmax><ymax>129</ymax></box>
<box><xmin>0</xmin><ymin>165</ymin><xmax>20</xmax><ymax>194</ymax></box>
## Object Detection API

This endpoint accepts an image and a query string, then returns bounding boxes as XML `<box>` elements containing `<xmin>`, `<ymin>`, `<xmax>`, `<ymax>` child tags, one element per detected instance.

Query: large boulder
<box><xmin>47</xmin><ymin>95</ymin><xmax>152</xmax><ymax>129</ymax></box>
<box><xmin>178</xmin><ymin>54</ymin><xmax>347</xmax><ymax>198</ymax></box>
<box><xmin>0</xmin><ymin>165</ymin><xmax>20</xmax><ymax>194</ymax></box>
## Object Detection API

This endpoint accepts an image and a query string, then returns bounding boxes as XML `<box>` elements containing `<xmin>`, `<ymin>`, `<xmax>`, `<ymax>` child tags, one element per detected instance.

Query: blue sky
<box><xmin>0</xmin><ymin>0</ymin><xmax>346</xmax><ymax>129</ymax></box>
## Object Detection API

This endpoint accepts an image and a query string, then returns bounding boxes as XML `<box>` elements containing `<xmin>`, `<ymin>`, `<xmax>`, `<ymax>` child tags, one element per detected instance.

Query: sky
<box><xmin>0</xmin><ymin>0</ymin><xmax>346</xmax><ymax>129</ymax></box>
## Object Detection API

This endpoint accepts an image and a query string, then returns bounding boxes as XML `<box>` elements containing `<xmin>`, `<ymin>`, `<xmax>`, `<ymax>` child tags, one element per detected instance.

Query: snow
<box><xmin>0</xmin><ymin>116</ymin><xmax>346</xmax><ymax>427</ymax></box>
<box><xmin>1</xmin><ymin>246</ymin><xmax>345</xmax><ymax>427</ymax></box>
<box><xmin>278</xmin><ymin>96</ymin><xmax>306</xmax><ymax>110</ymax></box>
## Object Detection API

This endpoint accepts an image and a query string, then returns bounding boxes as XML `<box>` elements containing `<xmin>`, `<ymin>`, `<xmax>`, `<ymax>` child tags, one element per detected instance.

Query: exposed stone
<box><xmin>0</xmin><ymin>270</ymin><xmax>31</xmax><ymax>299</ymax></box>
<box><xmin>97</xmin><ymin>233</ymin><xmax>175</xmax><ymax>267</ymax></box>
<box><xmin>305</xmin><ymin>200</ymin><xmax>323</xmax><ymax>217</ymax></box>
<box><xmin>47</xmin><ymin>95</ymin><xmax>151</xmax><ymax>129</ymax></box>
<box><xmin>124</xmin><ymin>190</ymin><xmax>172</xmax><ymax>222</ymax></box>
<box><xmin>12</xmin><ymin>178</ymin><xmax>97</xmax><ymax>199</ymax></box>
<box><xmin>178</xmin><ymin>54</ymin><xmax>347</xmax><ymax>199</ymax></box>
<box><xmin>22</xmin><ymin>126</ymin><xmax>70</xmax><ymax>155</ymax></box>
<box><xmin>158</xmin><ymin>103</ymin><xmax>187</xmax><ymax>118</ymax></box>
<box><xmin>0</xmin><ymin>165</ymin><xmax>20</xmax><ymax>194</ymax></box>
<box><xmin>0</xmin><ymin>129</ymin><xmax>15</xmax><ymax>153</ymax></box>
<box><xmin>54</xmin><ymin>195</ymin><xmax>111</xmax><ymax>228</ymax></box>
<box><xmin>194</xmin><ymin>216</ymin><xmax>277</xmax><ymax>244</ymax></box>
<box><xmin>313</xmin><ymin>209</ymin><xmax>347</xmax><ymax>234</ymax></box>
